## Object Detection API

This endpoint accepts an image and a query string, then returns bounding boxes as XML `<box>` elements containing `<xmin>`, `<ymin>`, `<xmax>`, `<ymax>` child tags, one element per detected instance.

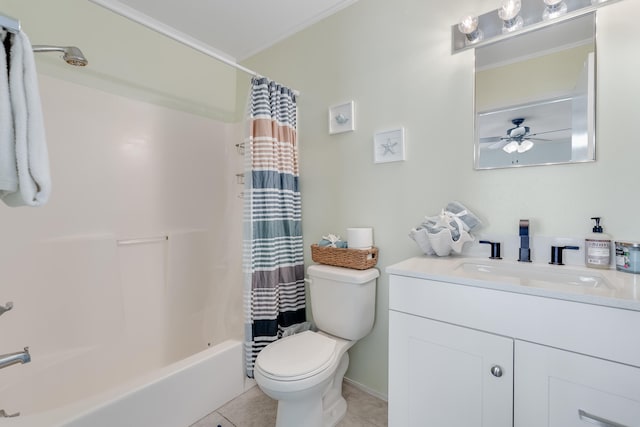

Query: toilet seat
<box><xmin>256</xmin><ymin>331</ymin><xmax>337</xmax><ymax>381</ymax></box>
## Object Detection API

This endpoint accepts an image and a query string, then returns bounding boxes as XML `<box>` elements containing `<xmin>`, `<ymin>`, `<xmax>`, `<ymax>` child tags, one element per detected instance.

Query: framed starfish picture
<box><xmin>373</xmin><ymin>128</ymin><xmax>405</xmax><ymax>163</ymax></box>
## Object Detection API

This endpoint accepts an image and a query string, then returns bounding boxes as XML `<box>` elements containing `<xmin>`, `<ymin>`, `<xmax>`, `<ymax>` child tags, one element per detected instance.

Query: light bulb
<box><xmin>543</xmin><ymin>0</ymin><xmax>567</xmax><ymax>20</ymax></box>
<box><xmin>458</xmin><ymin>15</ymin><xmax>483</xmax><ymax>44</ymax></box>
<box><xmin>499</xmin><ymin>0</ymin><xmax>524</xmax><ymax>33</ymax></box>
<box><xmin>499</xmin><ymin>0</ymin><xmax>521</xmax><ymax>20</ymax></box>
<box><xmin>458</xmin><ymin>15</ymin><xmax>478</xmax><ymax>34</ymax></box>
<box><xmin>517</xmin><ymin>139</ymin><xmax>534</xmax><ymax>153</ymax></box>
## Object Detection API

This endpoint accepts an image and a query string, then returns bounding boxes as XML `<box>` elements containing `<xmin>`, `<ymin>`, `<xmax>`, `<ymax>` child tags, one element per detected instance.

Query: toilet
<box><xmin>254</xmin><ymin>264</ymin><xmax>379</xmax><ymax>427</ymax></box>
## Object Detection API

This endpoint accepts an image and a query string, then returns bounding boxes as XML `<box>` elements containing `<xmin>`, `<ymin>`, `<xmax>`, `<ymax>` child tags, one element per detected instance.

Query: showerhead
<box><xmin>61</xmin><ymin>46</ymin><xmax>88</xmax><ymax>66</ymax></box>
<box><xmin>32</xmin><ymin>45</ymin><xmax>88</xmax><ymax>67</ymax></box>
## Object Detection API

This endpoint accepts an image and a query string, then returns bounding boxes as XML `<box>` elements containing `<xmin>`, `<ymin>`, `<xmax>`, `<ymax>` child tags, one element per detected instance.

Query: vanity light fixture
<box><xmin>499</xmin><ymin>0</ymin><xmax>524</xmax><ymax>33</ymax></box>
<box><xmin>458</xmin><ymin>15</ymin><xmax>483</xmax><ymax>44</ymax></box>
<box><xmin>542</xmin><ymin>0</ymin><xmax>568</xmax><ymax>20</ymax></box>
<box><xmin>452</xmin><ymin>0</ymin><xmax>621</xmax><ymax>54</ymax></box>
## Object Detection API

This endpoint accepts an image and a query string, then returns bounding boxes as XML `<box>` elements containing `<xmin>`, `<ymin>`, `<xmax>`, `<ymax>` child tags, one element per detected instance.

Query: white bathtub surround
<box><xmin>0</xmin><ymin>75</ymin><xmax>244</xmax><ymax>426</ymax></box>
<box><xmin>2</xmin><ymin>30</ymin><xmax>51</xmax><ymax>207</ymax></box>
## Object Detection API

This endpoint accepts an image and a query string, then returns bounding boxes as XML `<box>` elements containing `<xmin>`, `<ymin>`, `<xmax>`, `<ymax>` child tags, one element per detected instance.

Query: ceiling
<box><xmin>89</xmin><ymin>0</ymin><xmax>358</xmax><ymax>62</ymax></box>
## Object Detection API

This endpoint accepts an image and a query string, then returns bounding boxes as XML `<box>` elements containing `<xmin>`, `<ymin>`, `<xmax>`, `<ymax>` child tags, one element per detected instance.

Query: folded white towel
<box><xmin>0</xmin><ymin>30</ymin><xmax>18</xmax><ymax>197</ymax></box>
<box><xmin>2</xmin><ymin>30</ymin><xmax>51</xmax><ymax>207</ymax></box>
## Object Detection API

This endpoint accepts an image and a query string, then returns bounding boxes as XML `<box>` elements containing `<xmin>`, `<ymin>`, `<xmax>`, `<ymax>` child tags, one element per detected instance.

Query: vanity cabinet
<box><xmin>388</xmin><ymin>270</ymin><xmax>640</xmax><ymax>427</ymax></box>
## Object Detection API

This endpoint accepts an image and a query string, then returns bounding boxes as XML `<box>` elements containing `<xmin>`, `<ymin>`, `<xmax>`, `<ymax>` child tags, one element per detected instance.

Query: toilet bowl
<box><xmin>254</xmin><ymin>265</ymin><xmax>379</xmax><ymax>427</ymax></box>
<box><xmin>254</xmin><ymin>331</ymin><xmax>353</xmax><ymax>427</ymax></box>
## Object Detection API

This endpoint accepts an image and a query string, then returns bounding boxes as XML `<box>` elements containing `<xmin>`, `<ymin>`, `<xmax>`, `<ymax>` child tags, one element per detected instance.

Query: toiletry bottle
<box><xmin>585</xmin><ymin>217</ymin><xmax>612</xmax><ymax>269</ymax></box>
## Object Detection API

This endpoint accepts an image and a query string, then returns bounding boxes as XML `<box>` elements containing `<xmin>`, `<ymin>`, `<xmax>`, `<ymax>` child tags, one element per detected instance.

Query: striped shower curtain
<box><xmin>243</xmin><ymin>77</ymin><xmax>306</xmax><ymax>377</ymax></box>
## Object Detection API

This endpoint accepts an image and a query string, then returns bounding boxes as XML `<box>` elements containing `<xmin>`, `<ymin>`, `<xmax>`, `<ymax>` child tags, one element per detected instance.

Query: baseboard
<box><xmin>343</xmin><ymin>377</ymin><xmax>388</xmax><ymax>402</ymax></box>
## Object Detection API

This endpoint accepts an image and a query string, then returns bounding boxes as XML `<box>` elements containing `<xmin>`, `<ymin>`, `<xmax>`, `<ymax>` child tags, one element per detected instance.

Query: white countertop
<box><xmin>386</xmin><ymin>255</ymin><xmax>640</xmax><ymax>312</ymax></box>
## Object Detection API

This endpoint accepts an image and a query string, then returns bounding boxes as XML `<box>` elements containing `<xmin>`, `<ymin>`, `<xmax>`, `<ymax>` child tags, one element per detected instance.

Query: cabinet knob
<box><xmin>490</xmin><ymin>365</ymin><xmax>503</xmax><ymax>377</ymax></box>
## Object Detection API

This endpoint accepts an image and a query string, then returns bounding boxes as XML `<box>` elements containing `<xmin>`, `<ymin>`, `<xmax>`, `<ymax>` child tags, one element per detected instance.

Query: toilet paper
<box><xmin>347</xmin><ymin>227</ymin><xmax>373</xmax><ymax>249</ymax></box>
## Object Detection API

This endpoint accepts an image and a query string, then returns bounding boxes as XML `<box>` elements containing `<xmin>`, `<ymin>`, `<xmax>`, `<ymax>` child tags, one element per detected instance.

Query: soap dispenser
<box><xmin>585</xmin><ymin>217</ymin><xmax>612</xmax><ymax>269</ymax></box>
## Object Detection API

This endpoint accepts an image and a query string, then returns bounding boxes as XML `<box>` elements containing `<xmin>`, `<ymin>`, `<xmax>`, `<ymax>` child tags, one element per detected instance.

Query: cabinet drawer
<box><xmin>515</xmin><ymin>341</ymin><xmax>640</xmax><ymax>427</ymax></box>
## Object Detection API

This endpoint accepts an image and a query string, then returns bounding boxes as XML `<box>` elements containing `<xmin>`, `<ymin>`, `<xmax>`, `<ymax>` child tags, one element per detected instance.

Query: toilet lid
<box><xmin>256</xmin><ymin>331</ymin><xmax>336</xmax><ymax>380</ymax></box>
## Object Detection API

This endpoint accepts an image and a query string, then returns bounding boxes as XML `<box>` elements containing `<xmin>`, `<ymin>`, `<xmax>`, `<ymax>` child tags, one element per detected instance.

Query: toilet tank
<box><xmin>307</xmin><ymin>264</ymin><xmax>379</xmax><ymax>341</ymax></box>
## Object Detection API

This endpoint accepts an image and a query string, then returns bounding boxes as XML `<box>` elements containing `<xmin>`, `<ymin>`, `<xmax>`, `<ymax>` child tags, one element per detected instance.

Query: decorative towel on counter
<box><xmin>1</xmin><ymin>29</ymin><xmax>51</xmax><ymax>207</ymax></box>
<box><xmin>0</xmin><ymin>29</ymin><xmax>18</xmax><ymax>197</ymax></box>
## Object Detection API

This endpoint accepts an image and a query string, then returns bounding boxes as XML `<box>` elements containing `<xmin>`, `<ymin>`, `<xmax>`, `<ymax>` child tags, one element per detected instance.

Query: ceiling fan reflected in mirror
<box><xmin>480</xmin><ymin>117</ymin><xmax>568</xmax><ymax>154</ymax></box>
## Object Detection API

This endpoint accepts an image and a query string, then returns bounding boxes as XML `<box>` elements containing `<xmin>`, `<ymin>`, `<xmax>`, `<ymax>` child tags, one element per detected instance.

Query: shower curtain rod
<box><xmin>196</xmin><ymin>47</ymin><xmax>301</xmax><ymax>97</ymax></box>
<box><xmin>0</xmin><ymin>14</ymin><xmax>21</xmax><ymax>33</ymax></box>
<box><xmin>88</xmin><ymin>0</ymin><xmax>300</xmax><ymax>96</ymax></box>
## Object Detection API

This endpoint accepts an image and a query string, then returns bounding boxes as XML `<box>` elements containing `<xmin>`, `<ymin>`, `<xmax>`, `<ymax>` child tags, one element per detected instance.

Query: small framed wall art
<box><xmin>373</xmin><ymin>127</ymin><xmax>405</xmax><ymax>163</ymax></box>
<box><xmin>328</xmin><ymin>101</ymin><xmax>355</xmax><ymax>134</ymax></box>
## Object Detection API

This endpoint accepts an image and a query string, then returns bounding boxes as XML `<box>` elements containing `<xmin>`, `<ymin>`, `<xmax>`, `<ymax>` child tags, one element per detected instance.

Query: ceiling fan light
<box><xmin>517</xmin><ymin>139</ymin><xmax>534</xmax><ymax>153</ymax></box>
<box><xmin>503</xmin><ymin>141</ymin><xmax>519</xmax><ymax>153</ymax></box>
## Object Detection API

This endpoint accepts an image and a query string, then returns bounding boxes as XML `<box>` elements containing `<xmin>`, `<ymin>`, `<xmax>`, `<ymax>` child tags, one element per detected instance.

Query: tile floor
<box><xmin>191</xmin><ymin>382</ymin><xmax>388</xmax><ymax>427</ymax></box>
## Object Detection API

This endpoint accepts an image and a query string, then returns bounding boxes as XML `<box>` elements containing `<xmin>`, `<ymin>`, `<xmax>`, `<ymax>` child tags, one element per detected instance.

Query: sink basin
<box><xmin>456</xmin><ymin>261</ymin><xmax>614</xmax><ymax>290</ymax></box>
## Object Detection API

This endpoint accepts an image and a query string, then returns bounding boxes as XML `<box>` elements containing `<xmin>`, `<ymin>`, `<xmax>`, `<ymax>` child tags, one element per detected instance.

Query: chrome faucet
<box><xmin>0</xmin><ymin>347</ymin><xmax>31</xmax><ymax>370</ymax></box>
<box><xmin>518</xmin><ymin>219</ymin><xmax>532</xmax><ymax>262</ymax></box>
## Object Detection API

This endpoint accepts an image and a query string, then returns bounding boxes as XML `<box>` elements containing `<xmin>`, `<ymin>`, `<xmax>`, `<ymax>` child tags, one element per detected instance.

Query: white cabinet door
<box><xmin>515</xmin><ymin>340</ymin><xmax>640</xmax><ymax>427</ymax></box>
<box><xmin>389</xmin><ymin>310</ymin><xmax>513</xmax><ymax>427</ymax></box>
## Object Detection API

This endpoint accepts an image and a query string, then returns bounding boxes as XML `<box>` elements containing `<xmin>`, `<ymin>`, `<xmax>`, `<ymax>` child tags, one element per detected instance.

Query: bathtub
<box><xmin>0</xmin><ymin>232</ymin><xmax>247</xmax><ymax>426</ymax></box>
<box><xmin>0</xmin><ymin>340</ymin><xmax>245</xmax><ymax>427</ymax></box>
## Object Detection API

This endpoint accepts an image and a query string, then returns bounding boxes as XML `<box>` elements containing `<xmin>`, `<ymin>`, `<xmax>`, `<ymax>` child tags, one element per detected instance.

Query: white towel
<box><xmin>1</xmin><ymin>30</ymin><xmax>51</xmax><ymax>207</ymax></box>
<box><xmin>0</xmin><ymin>30</ymin><xmax>18</xmax><ymax>197</ymax></box>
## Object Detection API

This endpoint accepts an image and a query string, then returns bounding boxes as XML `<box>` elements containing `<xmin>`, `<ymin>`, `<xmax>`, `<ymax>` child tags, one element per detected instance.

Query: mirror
<box><xmin>474</xmin><ymin>13</ymin><xmax>595</xmax><ymax>169</ymax></box>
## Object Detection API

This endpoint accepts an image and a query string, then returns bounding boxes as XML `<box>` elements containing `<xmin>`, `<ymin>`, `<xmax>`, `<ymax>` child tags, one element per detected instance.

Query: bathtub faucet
<box><xmin>0</xmin><ymin>347</ymin><xmax>31</xmax><ymax>370</ymax></box>
<box><xmin>0</xmin><ymin>301</ymin><xmax>13</xmax><ymax>317</ymax></box>
<box><xmin>0</xmin><ymin>409</ymin><xmax>20</xmax><ymax>418</ymax></box>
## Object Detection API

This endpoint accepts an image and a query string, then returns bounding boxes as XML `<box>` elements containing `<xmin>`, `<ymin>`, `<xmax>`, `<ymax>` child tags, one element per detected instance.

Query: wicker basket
<box><xmin>310</xmin><ymin>244</ymin><xmax>378</xmax><ymax>270</ymax></box>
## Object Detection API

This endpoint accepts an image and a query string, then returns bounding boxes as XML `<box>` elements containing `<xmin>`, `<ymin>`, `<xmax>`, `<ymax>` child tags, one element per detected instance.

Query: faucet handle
<box><xmin>479</xmin><ymin>240</ymin><xmax>502</xmax><ymax>260</ymax></box>
<box><xmin>549</xmin><ymin>245</ymin><xmax>579</xmax><ymax>265</ymax></box>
